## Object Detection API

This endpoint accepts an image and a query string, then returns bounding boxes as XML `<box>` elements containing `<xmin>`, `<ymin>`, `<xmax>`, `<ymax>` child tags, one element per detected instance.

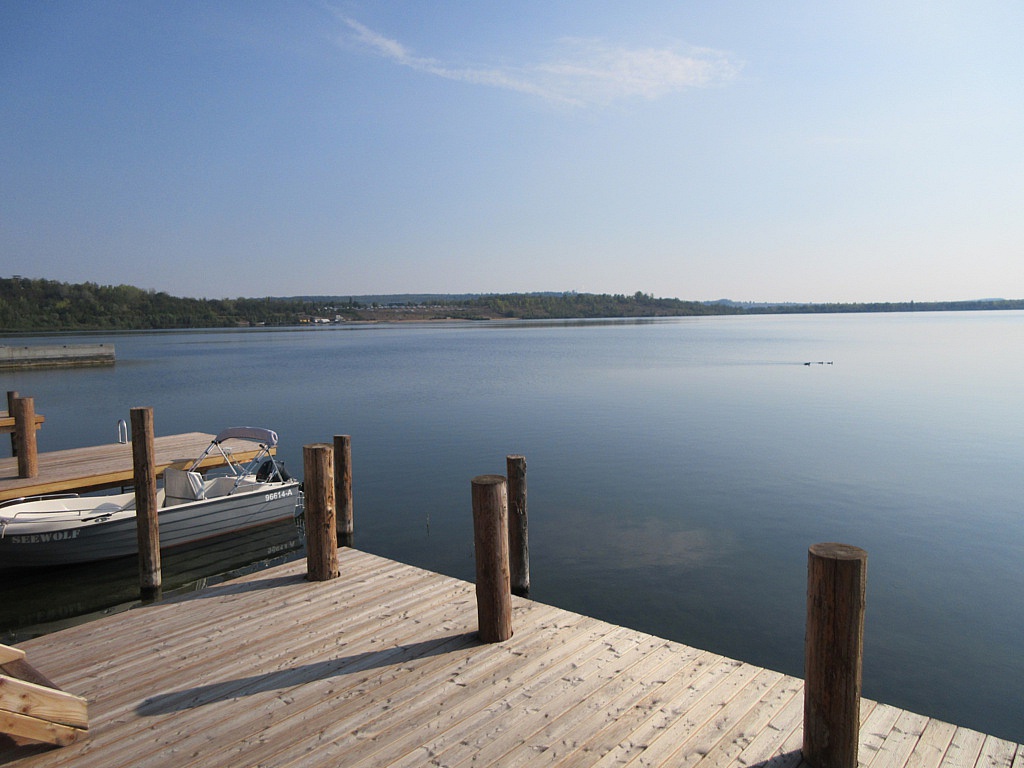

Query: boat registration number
<box><xmin>265</xmin><ymin>488</ymin><xmax>295</xmax><ymax>502</ymax></box>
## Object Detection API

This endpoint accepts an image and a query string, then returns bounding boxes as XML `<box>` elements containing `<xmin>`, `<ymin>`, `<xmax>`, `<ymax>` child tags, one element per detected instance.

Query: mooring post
<box><xmin>472</xmin><ymin>474</ymin><xmax>513</xmax><ymax>643</ymax></box>
<box><xmin>803</xmin><ymin>542</ymin><xmax>867</xmax><ymax>768</ymax></box>
<box><xmin>334</xmin><ymin>434</ymin><xmax>354</xmax><ymax>548</ymax></box>
<box><xmin>506</xmin><ymin>455</ymin><xmax>529</xmax><ymax>596</ymax></box>
<box><xmin>7</xmin><ymin>391</ymin><xmax>19</xmax><ymax>457</ymax></box>
<box><xmin>130</xmin><ymin>407</ymin><xmax>161</xmax><ymax>601</ymax></box>
<box><xmin>12</xmin><ymin>396</ymin><xmax>38</xmax><ymax>479</ymax></box>
<box><xmin>304</xmin><ymin>443</ymin><xmax>339</xmax><ymax>581</ymax></box>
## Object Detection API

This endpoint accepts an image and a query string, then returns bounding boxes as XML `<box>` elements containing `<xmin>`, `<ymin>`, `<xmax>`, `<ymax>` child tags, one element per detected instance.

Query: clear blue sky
<box><xmin>3</xmin><ymin>1</ymin><xmax>1022</xmax><ymax>302</ymax></box>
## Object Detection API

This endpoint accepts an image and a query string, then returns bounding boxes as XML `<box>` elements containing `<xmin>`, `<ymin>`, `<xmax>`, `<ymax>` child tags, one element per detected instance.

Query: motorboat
<box><xmin>0</xmin><ymin>427</ymin><xmax>302</xmax><ymax>568</ymax></box>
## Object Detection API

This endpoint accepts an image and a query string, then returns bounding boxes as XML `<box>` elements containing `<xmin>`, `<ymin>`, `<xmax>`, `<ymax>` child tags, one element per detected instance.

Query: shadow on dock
<box><xmin>137</xmin><ymin>631</ymin><xmax>478</xmax><ymax>716</ymax></box>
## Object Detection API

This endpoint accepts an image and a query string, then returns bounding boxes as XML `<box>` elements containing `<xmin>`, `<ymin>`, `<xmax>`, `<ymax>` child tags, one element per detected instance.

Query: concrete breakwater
<box><xmin>0</xmin><ymin>343</ymin><xmax>115</xmax><ymax>370</ymax></box>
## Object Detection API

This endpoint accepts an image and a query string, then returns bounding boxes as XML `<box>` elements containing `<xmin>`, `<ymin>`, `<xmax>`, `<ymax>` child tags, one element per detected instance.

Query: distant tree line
<box><xmin>742</xmin><ymin>299</ymin><xmax>1024</xmax><ymax>314</ymax></box>
<box><xmin>1</xmin><ymin>277</ymin><xmax>1022</xmax><ymax>332</ymax></box>
<box><xmin>0</xmin><ymin>277</ymin><xmax>359</xmax><ymax>331</ymax></box>
<box><xmin>451</xmin><ymin>291</ymin><xmax>742</xmax><ymax>320</ymax></box>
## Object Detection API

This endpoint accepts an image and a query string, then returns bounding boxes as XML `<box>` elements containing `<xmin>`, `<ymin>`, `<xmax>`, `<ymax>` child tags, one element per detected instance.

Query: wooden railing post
<box><xmin>304</xmin><ymin>443</ymin><xmax>339</xmax><ymax>581</ymax></box>
<box><xmin>506</xmin><ymin>455</ymin><xmax>529</xmax><ymax>596</ymax></box>
<box><xmin>334</xmin><ymin>434</ymin><xmax>354</xmax><ymax>548</ymax></box>
<box><xmin>472</xmin><ymin>474</ymin><xmax>513</xmax><ymax>643</ymax></box>
<box><xmin>7</xmin><ymin>391</ymin><xmax>19</xmax><ymax>457</ymax></box>
<box><xmin>130</xmin><ymin>407</ymin><xmax>161</xmax><ymax>601</ymax></box>
<box><xmin>12</xmin><ymin>396</ymin><xmax>37</xmax><ymax>478</ymax></box>
<box><xmin>803</xmin><ymin>542</ymin><xmax>867</xmax><ymax>768</ymax></box>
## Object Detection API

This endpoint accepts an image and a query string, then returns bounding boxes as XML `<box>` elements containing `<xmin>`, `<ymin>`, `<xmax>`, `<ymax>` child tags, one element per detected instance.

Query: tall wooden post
<box><xmin>130</xmin><ymin>407</ymin><xmax>161</xmax><ymax>601</ymax></box>
<box><xmin>472</xmin><ymin>474</ymin><xmax>513</xmax><ymax>643</ymax></box>
<box><xmin>334</xmin><ymin>434</ymin><xmax>354</xmax><ymax>548</ymax></box>
<box><xmin>803</xmin><ymin>543</ymin><xmax>867</xmax><ymax>768</ymax></box>
<box><xmin>506</xmin><ymin>455</ymin><xmax>529</xmax><ymax>596</ymax></box>
<box><xmin>7</xmin><ymin>391</ymin><xmax>18</xmax><ymax>457</ymax></box>
<box><xmin>304</xmin><ymin>443</ymin><xmax>339</xmax><ymax>581</ymax></box>
<box><xmin>12</xmin><ymin>397</ymin><xmax>38</xmax><ymax>479</ymax></box>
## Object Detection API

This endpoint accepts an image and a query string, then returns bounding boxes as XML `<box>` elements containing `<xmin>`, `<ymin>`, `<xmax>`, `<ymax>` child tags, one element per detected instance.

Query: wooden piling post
<box><xmin>304</xmin><ymin>443</ymin><xmax>339</xmax><ymax>581</ymax></box>
<box><xmin>506</xmin><ymin>455</ymin><xmax>529</xmax><ymax>596</ymax></box>
<box><xmin>334</xmin><ymin>434</ymin><xmax>354</xmax><ymax>548</ymax></box>
<box><xmin>803</xmin><ymin>542</ymin><xmax>867</xmax><ymax>768</ymax></box>
<box><xmin>7</xmin><ymin>391</ymin><xmax>19</xmax><ymax>457</ymax></box>
<box><xmin>472</xmin><ymin>474</ymin><xmax>513</xmax><ymax>643</ymax></box>
<box><xmin>130</xmin><ymin>407</ymin><xmax>161</xmax><ymax>601</ymax></box>
<box><xmin>12</xmin><ymin>397</ymin><xmax>37</xmax><ymax>478</ymax></box>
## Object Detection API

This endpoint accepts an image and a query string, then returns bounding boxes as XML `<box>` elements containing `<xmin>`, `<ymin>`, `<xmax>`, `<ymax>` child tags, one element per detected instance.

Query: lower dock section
<box><xmin>3</xmin><ymin>549</ymin><xmax>1021</xmax><ymax>767</ymax></box>
<box><xmin>0</xmin><ymin>433</ymin><xmax>270</xmax><ymax>502</ymax></box>
<box><xmin>0</xmin><ymin>344</ymin><xmax>114</xmax><ymax>370</ymax></box>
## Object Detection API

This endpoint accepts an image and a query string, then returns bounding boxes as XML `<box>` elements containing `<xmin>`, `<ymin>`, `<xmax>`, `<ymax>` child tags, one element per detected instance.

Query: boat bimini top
<box><xmin>212</xmin><ymin>427</ymin><xmax>279</xmax><ymax>447</ymax></box>
<box><xmin>185</xmin><ymin>426</ymin><xmax>289</xmax><ymax>485</ymax></box>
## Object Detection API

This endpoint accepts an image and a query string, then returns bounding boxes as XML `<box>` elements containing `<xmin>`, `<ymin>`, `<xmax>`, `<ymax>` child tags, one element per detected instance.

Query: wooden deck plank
<box><xmin>63</xmin><ymin>562</ymin><xmax>475</xmax><ymax>731</ymax></box>
<box><xmin>685</xmin><ymin>674</ymin><xmax>803</xmax><ymax>768</ymax></box>
<box><xmin>343</xmin><ymin>625</ymin><xmax>649</xmax><ymax>768</ymax></box>
<box><xmin>860</xmin><ymin>703</ymin><xmax>907</xmax><ymax>767</ymax></box>
<box><xmin>78</xmin><ymin>584</ymin><xmax>512</xmax><ymax>767</ymax></box>
<box><xmin>607</xmin><ymin>663</ymin><xmax>771</xmax><ymax>768</ymax></box>
<box><xmin>1012</xmin><ymin>743</ymin><xmax>1024</xmax><ymax>768</ymax></box>
<box><xmin>165</xmin><ymin>604</ymin><xmax>585</xmax><ymax>768</ymax></box>
<box><xmin>251</xmin><ymin>613</ymin><xmax>610</xmax><ymax>768</ymax></box>
<box><xmin>866</xmin><ymin>709</ymin><xmax>931</xmax><ymax>768</ymax></box>
<box><xmin>551</xmin><ymin>654</ymin><xmax>741</xmax><ymax>768</ymax></box>
<box><xmin>940</xmin><ymin>728</ymin><xmax>988</xmax><ymax>768</ymax></box>
<box><xmin>3</xmin><ymin>550</ymin><xmax>1020</xmax><ymax>768</ymax></box>
<box><xmin>0</xmin><ymin>433</ymin><xmax>270</xmax><ymax>501</ymax></box>
<box><xmin>726</xmin><ymin>680</ymin><xmax>806</xmax><ymax>768</ymax></box>
<box><xmin>489</xmin><ymin>640</ymin><xmax>701</xmax><ymax>767</ymax></box>
<box><xmin>23</xmin><ymin>556</ymin><xmax>410</xmax><ymax>692</ymax></box>
<box><xmin>905</xmin><ymin>719</ymin><xmax>958</xmax><ymax>768</ymax></box>
<box><xmin>977</xmin><ymin>736</ymin><xmax>1020</xmax><ymax>768</ymax></box>
<box><xmin>0</xmin><ymin>414</ymin><xmax>45</xmax><ymax>435</ymax></box>
<box><xmin>423</xmin><ymin>629</ymin><xmax>673</xmax><ymax>768</ymax></box>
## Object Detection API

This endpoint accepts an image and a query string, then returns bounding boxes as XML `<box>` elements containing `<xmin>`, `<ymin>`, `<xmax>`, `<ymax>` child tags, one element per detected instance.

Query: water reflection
<box><xmin>1</xmin><ymin>520</ymin><xmax>304</xmax><ymax>642</ymax></box>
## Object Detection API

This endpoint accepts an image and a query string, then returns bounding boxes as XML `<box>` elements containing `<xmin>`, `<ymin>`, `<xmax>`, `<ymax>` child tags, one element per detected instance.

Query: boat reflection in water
<box><xmin>1</xmin><ymin>518</ymin><xmax>305</xmax><ymax>643</ymax></box>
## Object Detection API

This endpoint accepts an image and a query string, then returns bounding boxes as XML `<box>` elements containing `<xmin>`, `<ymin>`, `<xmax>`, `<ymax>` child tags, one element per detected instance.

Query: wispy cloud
<box><xmin>338</xmin><ymin>16</ymin><xmax>741</xmax><ymax>107</ymax></box>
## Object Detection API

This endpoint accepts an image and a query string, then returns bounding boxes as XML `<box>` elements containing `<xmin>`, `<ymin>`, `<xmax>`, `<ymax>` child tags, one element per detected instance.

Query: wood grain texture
<box><xmin>303</xmin><ymin>443</ymin><xmax>338</xmax><ymax>581</ymax></box>
<box><xmin>471</xmin><ymin>474</ymin><xmax>512</xmax><ymax>643</ymax></box>
<box><xmin>804</xmin><ymin>543</ymin><xmax>867</xmax><ymax>768</ymax></box>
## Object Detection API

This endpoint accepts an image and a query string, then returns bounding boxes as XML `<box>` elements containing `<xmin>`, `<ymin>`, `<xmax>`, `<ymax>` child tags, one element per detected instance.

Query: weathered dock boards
<box><xmin>0</xmin><ymin>433</ymin><xmax>268</xmax><ymax>502</ymax></box>
<box><xmin>0</xmin><ymin>414</ymin><xmax>45</xmax><ymax>437</ymax></box>
<box><xmin>2</xmin><ymin>549</ymin><xmax>1020</xmax><ymax>768</ymax></box>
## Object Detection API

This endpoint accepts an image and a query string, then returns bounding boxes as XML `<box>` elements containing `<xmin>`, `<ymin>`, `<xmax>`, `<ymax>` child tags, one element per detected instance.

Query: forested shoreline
<box><xmin>1</xmin><ymin>277</ymin><xmax>1022</xmax><ymax>332</ymax></box>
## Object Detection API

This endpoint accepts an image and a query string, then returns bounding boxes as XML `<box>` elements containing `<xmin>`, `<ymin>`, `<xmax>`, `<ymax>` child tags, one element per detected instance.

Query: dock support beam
<box><xmin>304</xmin><ymin>443</ymin><xmax>339</xmax><ymax>581</ymax></box>
<box><xmin>471</xmin><ymin>474</ymin><xmax>513</xmax><ymax>643</ymax></box>
<box><xmin>131</xmin><ymin>407</ymin><xmax>161</xmax><ymax>602</ymax></box>
<box><xmin>506</xmin><ymin>455</ymin><xmax>529</xmax><ymax>596</ymax></box>
<box><xmin>12</xmin><ymin>397</ymin><xmax>37</xmax><ymax>478</ymax></box>
<box><xmin>334</xmin><ymin>434</ymin><xmax>354</xmax><ymax>548</ymax></box>
<box><xmin>803</xmin><ymin>542</ymin><xmax>867</xmax><ymax>768</ymax></box>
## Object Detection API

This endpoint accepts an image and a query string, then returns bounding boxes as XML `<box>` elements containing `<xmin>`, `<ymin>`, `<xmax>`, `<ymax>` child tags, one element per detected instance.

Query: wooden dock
<box><xmin>0</xmin><ymin>414</ymin><xmax>44</xmax><ymax>438</ymax></box>
<box><xmin>2</xmin><ymin>548</ymin><xmax>1020</xmax><ymax>768</ymax></box>
<box><xmin>0</xmin><ymin>344</ymin><xmax>114</xmax><ymax>370</ymax></box>
<box><xmin>0</xmin><ymin>433</ymin><xmax>269</xmax><ymax>502</ymax></box>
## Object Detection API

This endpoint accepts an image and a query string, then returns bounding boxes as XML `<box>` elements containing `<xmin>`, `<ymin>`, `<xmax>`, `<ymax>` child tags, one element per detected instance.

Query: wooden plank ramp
<box><xmin>0</xmin><ymin>433</ymin><xmax>268</xmax><ymax>502</ymax></box>
<box><xmin>1</xmin><ymin>549</ymin><xmax>1020</xmax><ymax>768</ymax></box>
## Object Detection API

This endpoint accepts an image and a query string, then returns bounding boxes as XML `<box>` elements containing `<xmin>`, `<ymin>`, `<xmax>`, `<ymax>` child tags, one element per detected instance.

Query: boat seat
<box><xmin>205</xmin><ymin>476</ymin><xmax>242</xmax><ymax>498</ymax></box>
<box><xmin>163</xmin><ymin>468</ymin><xmax>206</xmax><ymax>506</ymax></box>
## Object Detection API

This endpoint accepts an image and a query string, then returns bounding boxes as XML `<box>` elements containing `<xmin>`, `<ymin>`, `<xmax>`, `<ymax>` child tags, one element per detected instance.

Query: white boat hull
<box><xmin>0</xmin><ymin>480</ymin><xmax>301</xmax><ymax>568</ymax></box>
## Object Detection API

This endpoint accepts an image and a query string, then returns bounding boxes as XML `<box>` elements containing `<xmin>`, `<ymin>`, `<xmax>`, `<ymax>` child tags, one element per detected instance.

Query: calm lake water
<box><xmin>2</xmin><ymin>311</ymin><xmax>1022</xmax><ymax>742</ymax></box>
